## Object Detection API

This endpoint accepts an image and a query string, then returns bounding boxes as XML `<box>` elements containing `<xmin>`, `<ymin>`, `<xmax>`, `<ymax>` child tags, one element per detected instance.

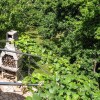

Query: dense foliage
<box><xmin>15</xmin><ymin>34</ymin><xmax>100</xmax><ymax>100</ymax></box>
<box><xmin>0</xmin><ymin>0</ymin><xmax>100</xmax><ymax>100</ymax></box>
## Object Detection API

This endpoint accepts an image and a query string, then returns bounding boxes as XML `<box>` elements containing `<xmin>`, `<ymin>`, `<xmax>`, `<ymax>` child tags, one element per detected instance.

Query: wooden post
<box><xmin>1</xmin><ymin>69</ymin><xmax>4</xmax><ymax>79</ymax></box>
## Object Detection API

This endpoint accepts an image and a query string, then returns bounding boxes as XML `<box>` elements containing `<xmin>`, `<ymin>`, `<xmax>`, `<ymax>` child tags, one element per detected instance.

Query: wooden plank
<box><xmin>0</xmin><ymin>66</ymin><xmax>19</xmax><ymax>72</ymax></box>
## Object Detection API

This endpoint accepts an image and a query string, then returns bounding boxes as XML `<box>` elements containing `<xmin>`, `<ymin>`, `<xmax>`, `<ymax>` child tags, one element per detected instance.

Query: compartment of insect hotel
<box><xmin>2</xmin><ymin>54</ymin><xmax>16</xmax><ymax>68</ymax></box>
<box><xmin>0</xmin><ymin>30</ymin><xmax>22</xmax><ymax>81</ymax></box>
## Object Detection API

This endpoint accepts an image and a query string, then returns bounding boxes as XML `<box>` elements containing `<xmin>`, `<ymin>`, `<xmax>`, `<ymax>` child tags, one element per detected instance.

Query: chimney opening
<box><xmin>8</xmin><ymin>35</ymin><xmax>12</xmax><ymax>38</ymax></box>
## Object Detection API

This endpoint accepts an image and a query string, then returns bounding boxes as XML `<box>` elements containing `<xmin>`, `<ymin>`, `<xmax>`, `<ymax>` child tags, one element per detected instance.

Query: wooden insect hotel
<box><xmin>0</xmin><ymin>30</ymin><xmax>22</xmax><ymax>81</ymax></box>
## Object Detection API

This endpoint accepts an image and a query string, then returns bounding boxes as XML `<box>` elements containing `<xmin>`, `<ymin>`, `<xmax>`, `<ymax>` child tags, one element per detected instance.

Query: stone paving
<box><xmin>0</xmin><ymin>76</ymin><xmax>32</xmax><ymax>100</ymax></box>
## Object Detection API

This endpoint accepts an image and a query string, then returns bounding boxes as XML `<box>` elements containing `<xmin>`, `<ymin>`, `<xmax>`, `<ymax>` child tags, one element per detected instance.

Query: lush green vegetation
<box><xmin>0</xmin><ymin>0</ymin><xmax>100</xmax><ymax>99</ymax></box>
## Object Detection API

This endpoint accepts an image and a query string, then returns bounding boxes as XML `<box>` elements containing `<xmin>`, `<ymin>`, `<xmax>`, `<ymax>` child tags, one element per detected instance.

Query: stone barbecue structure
<box><xmin>0</xmin><ymin>30</ymin><xmax>22</xmax><ymax>81</ymax></box>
